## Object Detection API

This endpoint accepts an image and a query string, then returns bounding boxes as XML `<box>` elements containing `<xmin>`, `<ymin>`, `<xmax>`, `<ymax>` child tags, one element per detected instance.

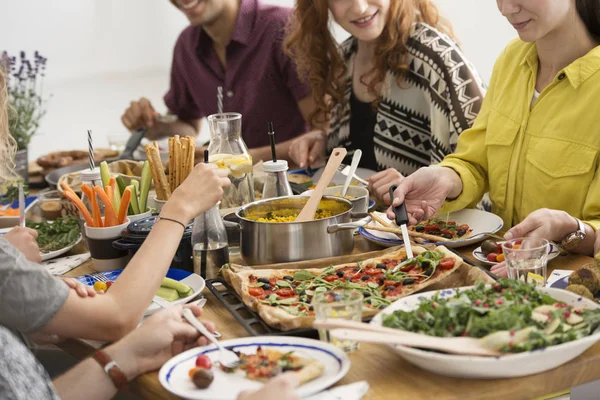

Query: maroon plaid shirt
<box><xmin>164</xmin><ymin>0</ymin><xmax>311</xmax><ymax>148</ymax></box>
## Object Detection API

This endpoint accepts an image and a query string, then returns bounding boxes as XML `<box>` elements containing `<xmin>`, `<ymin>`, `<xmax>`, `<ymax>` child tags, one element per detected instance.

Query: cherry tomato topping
<box><xmin>275</xmin><ymin>288</ymin><xmax>294</xmax><ymax>297</ymax></box>
<box><xmin>424</xmin><ymin>225</ymin><xmax>440</xmax><ymax>232</ymax></box>
<box><xmin>439</xmin><ymin>258</ymin><xmax>456</xmax><ymax>270</ymax></box>
<box><xmin>249</xmin><ymin>287</ymin><xmax>265</xmax><ymax>297</ymax></box>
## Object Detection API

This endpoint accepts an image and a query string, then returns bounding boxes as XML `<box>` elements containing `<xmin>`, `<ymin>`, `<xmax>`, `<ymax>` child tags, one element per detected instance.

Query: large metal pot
<box><xmin>235</xmin><ymin>196</ymin><xmax>370</xmax><ymax>265</ymax></box>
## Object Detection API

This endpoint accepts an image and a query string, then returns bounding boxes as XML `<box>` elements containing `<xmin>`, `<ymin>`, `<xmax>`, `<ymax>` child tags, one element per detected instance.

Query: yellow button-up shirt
<box><xmin>439</xmin><ymin>39</ymin><xmax>600</xmax><ymax>230</ymax></box>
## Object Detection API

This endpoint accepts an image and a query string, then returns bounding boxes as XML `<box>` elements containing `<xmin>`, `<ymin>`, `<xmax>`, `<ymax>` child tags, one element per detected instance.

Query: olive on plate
<box><xmin>191</xmin><ymin>368</ymin><xmax>214</xmax><ymax>389</ymax></box>
<box><xmin>481</xmin><ymin>240</ymin><xmax>499</xmax><ymax>256</ymax></box>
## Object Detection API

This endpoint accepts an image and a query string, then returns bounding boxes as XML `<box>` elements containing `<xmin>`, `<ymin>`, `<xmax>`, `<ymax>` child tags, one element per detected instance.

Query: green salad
<box><xmin>382</xmin><ymin>279</ymin><xmax>600</xmax><ymax>353</ymax></box>
<box><xmin>27</xmin><ymin>217</ymin><xmax>80</xmax><ymax>253</ymax></box>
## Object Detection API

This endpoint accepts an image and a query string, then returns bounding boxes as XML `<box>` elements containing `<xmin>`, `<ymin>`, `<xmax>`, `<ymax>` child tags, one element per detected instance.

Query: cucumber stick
<box><xmin>139</xmin><ymin>161</ymin><xmax>151</xmax><ymax>213</ymax></box>
<box><xmin>161</xmin><ymin>277</ymin><xmax>193</xmax><ymax>297</ymax></box>
<box><xmin>128</xmin><ymin>185</ymin><xmax>140</xmax><ymax>215</ymax></box>
<box><xmin>155</xmin><ymin>287</ymin><xmax>179</xmax><ymax>302</ymax></box>
<box><xmin>100</xmin><ymin>161</ymin><xmax>111</xmax><ymax>188</ymax></box>
<box><xmin>115</xmin><ymin>176</ymin><xmax>128</xmax><ymax>195</ymax></box>
<box><xmin>112</xmin><ymin>182</ymin><xmax>121</xmax><ymax>213</ymax></box>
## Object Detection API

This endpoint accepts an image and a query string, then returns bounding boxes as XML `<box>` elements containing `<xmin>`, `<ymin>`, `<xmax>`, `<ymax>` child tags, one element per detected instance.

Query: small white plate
<box><xmin>360</xmin><ymin>209</ymin><xmax>503</xmax><ymax>249</ymax></box>
<box><xmin>0</xmin><ymin>226</ymin><xmax>82</xmax><ymax>261</ymax></box>
<box><xmin>40</xmin><ymin>235</ymin><xmax>82</xmax><ymax>261</ymax></box>
<box><xmin>473</xmin><ymin>241</ymin><xmax>561</xmax><ymax>265</ymax></box>
<box><xmin>371</xmin><ymin>286</ymin><xmax>600</xmax><ymax>379</ymax></box>
<box><xmin>159</xmin><ymin>336</ymin><xmax>351</xmax><ymax>400</ymax></box>
<box><xmin>77</xmin><ymin>269</ymin><xmax>205</xmax><ymax>316</ymax></box>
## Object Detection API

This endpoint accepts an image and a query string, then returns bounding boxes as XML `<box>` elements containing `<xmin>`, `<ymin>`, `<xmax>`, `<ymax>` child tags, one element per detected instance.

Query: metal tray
<box><xmin>205</xmin><ymin>277</ymin><xmax>320</xmax><ymax>338</ymax></box>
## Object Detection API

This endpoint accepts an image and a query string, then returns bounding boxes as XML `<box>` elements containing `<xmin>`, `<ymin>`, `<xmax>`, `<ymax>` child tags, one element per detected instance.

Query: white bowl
<box><xmin>370</xmin><ymin>286</ymin><xmax>600</xmax><ymax>379</ymax></box>
<box><xmin>301</xmin><ymin>185</ymin><xmax>369</xmax><ymax>213</ymax></box>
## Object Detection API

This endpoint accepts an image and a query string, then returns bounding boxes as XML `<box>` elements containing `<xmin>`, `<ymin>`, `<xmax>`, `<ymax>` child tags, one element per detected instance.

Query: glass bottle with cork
<box><xmin>191</xmin><ymin>150</ymin><xmax>229</xmax><ymax>279</ymax></box>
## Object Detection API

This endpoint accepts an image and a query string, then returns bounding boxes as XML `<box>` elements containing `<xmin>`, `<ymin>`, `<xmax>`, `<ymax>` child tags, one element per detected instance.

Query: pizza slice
<box><xmin>222</xmin><ymin>246</ymin><xmax>463</xmax><ymax>331</ymax></box>
<box><xmin>222</xmin><ymin>347</ymin><xmax>324</xmax><ymax>383</ymax></box>
<box><xmin>408</xmin><ymin>217</ymin><xmax>472</xmax><ymax>242</ymax></box>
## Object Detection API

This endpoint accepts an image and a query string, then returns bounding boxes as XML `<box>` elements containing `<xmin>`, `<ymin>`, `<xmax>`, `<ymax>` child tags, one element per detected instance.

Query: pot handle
<box><xmin>327</xmin><ymin>215</ymin><xmax>372</xmax><ymax>233</ymax></box>
<box><xmin>112</xmin><ymin>239</ymin><xmax>140</xmax><ymax>250</ymax></box>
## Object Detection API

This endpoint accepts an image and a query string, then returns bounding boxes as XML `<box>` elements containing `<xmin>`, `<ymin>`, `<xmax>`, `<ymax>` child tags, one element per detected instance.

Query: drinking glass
<box><xmin>313</xmin><ymin>290</ymin><xmax>363</xmax><ymax>353</ymax></box>
<box><xmin>502</xmin><ymin>237</ymin><xmax>550</xmax><ymax>286</ymax></box>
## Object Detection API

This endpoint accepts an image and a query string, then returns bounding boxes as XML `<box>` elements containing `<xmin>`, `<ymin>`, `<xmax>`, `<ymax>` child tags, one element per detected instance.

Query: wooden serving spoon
<box><xmin>313</xmin><ymin>319</ymin><xmax>501</xmax><ymax>357</ymax></box>
<box><xmin>296</xmin><ymin>148</ymin><xmax>347</xmax><ymax>222</ymax></box>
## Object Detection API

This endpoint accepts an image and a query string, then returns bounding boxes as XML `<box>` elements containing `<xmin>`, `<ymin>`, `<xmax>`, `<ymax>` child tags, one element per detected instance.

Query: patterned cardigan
<box><xmin>327</xmin><ymin>23</ymin><xmax>486</xmax><ymax>176</ymax></box>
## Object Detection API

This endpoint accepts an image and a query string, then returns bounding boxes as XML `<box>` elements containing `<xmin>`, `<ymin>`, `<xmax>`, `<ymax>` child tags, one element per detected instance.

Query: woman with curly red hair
<box><xmin>285</xmin><ymin>0</ymin><xmax>486</xmax><ymax>203</ymax></box>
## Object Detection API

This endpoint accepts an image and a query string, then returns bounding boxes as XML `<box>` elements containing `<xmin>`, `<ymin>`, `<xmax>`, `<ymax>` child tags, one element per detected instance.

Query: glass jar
<box><xmin>207</xmin><ymin>113</ymin><xmax>254</xmax><ymax>208</ymax></box>
<box><xmin>262</xmin><ymin>160</ymin><xmax>293</xmax><ymax>199</ymax></box>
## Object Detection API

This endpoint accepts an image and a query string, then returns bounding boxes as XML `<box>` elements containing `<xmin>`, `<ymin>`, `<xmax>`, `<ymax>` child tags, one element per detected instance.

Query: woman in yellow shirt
<box><xmin>386</xmin><ymin>0</ymin><xmax>600</xmax><ymax>269</ymax></box>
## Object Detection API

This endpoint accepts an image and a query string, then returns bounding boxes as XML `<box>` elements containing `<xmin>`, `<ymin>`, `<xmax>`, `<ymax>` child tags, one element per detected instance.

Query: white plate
<box><xmin>0</xmin><ymin>226</ymin><xmax>82</xmax><ymax>261</ymax></box>
<box><xmin>473</xmin><ymin>241</ymin><xmax>560</xmax><ymax>265</ymax></box>
<box><xmin>159</xmin><ymin>336</ymin><xmax>351</xmax><ymax>400</ymax></box>
<box><xmin>370</xmin><ymin>286</ymin><xmax>600</xmax><ymax>379</ymax></box>
<box><xmin>360</xmin><ymin>209</ymin><xmax>503</xmax><ymax>249</ymax></box>
<box><xmin>77</xmin><ymin>269</ymin><xmax>205</xmax><ymax>316</ymax></box>
<box><xmin>40</xmin><ymin>235</ymin><xmax>82</xmax><ymax>261</ymax></box>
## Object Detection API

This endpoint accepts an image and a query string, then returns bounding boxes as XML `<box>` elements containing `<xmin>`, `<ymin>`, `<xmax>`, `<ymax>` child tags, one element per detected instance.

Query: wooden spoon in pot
<box><xmin>296</xmin><ymin>148</ymin><xmax>347</xmax><ymax>222</ymax></box>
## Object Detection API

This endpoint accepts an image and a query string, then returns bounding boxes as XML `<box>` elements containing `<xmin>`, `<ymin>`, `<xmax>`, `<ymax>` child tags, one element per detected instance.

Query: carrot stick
<box><xmin>90</xmin><ymin>189</ymin><xmax>103</xmax><ymax>228</ymax></box>
<box><xmin>61</xmin><ymin>181</ymin><xmax>76</xmax><ymax>195</ymax></box>
<box><xmin>106</xmin><ymin>185</ymin><xmax>114</xmax><ymax>213</ymax></box>
<box><xmin>63</xmin><ymin>191</ymin><xmax>94</xmax><ymax>227</ymax></box>
<box><xmin>118</xmin><ymin>187</ymin><xmax>132</xmax><ymax>225</ymax></box>
<box><xmin>94</xmin><ymin>186</ymin><xmax>118</xmax><ymax>227</ymax></box>
<box><xmin>81</xmin><ymin>184</ymin><xmax>102</xmax><ymax>228</ymax></box>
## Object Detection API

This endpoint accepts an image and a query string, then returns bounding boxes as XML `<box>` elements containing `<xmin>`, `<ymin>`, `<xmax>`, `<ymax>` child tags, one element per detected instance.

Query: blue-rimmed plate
<box><xmin>473</xmin><ymin>241</ymin><xmax>560</xmax><ymax>266</ymax></box>
<box><xmin>159</xmin><ymin>336</ymin><xmax>351</xmax><ymax>400</ymax></box>
<box><xmin>360</xmin><ymin>209</ymin><xmax>504</xmax><ymax>249</ymax></box>
<box><xmin>550</xmin><ymin>275</ymin><xmax>600</xmax><ymax>300</ymax></box>
<box><xmin>77</xmin><ymin>268</ymin><xmax>205</xmax><ymax>316</ymax></box>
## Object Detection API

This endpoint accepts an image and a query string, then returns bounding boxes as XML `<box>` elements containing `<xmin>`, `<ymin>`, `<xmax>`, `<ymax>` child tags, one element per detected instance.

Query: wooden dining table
<box><xmin>57</xmin><ymin>236</ymin><xmax>600</xmax><ymax>400</ymax></box>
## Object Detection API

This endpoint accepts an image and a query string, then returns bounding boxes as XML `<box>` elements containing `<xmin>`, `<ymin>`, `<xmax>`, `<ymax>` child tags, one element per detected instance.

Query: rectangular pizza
<box><xmin>221</xmin><ymin>246</ymin><xmax>463</xmax><ymax>331</ymax></box>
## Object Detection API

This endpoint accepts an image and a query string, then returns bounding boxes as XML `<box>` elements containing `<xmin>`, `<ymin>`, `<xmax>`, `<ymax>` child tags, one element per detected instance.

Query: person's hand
<box><xmin>288</xmin><ymin>130</ymin><xmax>327</xmax><ymax>169</ymax></box>
<box><xmin>594</xmin><ymin>230</ymin><xmax>600</xmax><ymax>259</ymax></box>
<box><xmin>163</xmin><ymin>163</ymin><xmax>230</xmax><ymax>222</ymax></box>
<box><xmin>238</xmin><ymin>372</ymin><xmax>301</xmax><ymax>400</ymax></box>
<box><xmin>503</xmin><ymin>208</ymin><xmax>578</xmax><ymax>242</ymax></box>
<box><xmin>368</xmin><ymin>168</ymin><xmax>404</xmax><ymax>204</ymax></box>
<box><xmin>60</xmin><ymin>277</ymin><xmax>100</xmax><ymax>297</ymax></box>
<box><xmin>121</xmin><ymin>97</ymin><xmax>159</xmax><ymax>131</ymax></box>
<box><xmin>490</xmin><ymin>261</ymin><xmax>508</xmax><ymax>277</ymax></box>
<box><xmin>4</xmin><ymin>226</ymin><xmax>41</xmax><ymax>263</ymax></box>
<box><xmin>105</xmin><ymin>305</ymin><xmax>216</xmax><ymax>380</ymax></box>
<box><xmin>386</xmin><ymin>166</ymin><xmax>460</xmax><ymax>225</ymax></box>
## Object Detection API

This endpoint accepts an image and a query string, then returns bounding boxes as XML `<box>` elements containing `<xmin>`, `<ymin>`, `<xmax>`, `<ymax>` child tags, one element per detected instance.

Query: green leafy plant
<box><xmin>0</xmin><ymin>51</ymin><xmax>49</xmax><ymax>150</ymax></box>
<box><xmin>1</xmin><ymin>179</ymin><xmax>28</xmax><ymax>203</ymax></box>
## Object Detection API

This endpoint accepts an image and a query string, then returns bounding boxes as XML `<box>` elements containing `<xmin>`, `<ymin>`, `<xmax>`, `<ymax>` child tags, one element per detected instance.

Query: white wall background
<box><xmin>0</xmin><ymin>0</ymin><xmax>517</xmax><ymax>161</ymax></box>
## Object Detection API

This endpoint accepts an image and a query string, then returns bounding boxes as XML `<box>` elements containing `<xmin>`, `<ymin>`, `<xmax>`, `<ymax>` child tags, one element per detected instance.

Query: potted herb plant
<box><xmin>0</xmin><ymin>51</ymin><xmax>49</xmax><ymax>183</ymax></box>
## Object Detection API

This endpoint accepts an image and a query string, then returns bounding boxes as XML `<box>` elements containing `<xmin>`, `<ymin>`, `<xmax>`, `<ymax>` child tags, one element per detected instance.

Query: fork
<box><xmin>182</xmin><ymin>308</ymin><xmax>239</xmax><ymax>368</ymax></box>
<box><xmin>89</xmin><ymin>272</ymin><xmax>110</xmax><ymax>282</ymax></box>
<box><xmin>337</xmin><ymin>164</ymin><xmax>369</xmax><ymax>186</ymax></box>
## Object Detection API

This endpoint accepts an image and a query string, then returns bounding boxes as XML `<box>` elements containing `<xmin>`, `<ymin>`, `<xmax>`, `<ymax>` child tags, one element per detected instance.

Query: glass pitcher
<box><xmin>207</xmin><ymin>113</ymin><xmax>255</xmax><ymax>208</ymax></box>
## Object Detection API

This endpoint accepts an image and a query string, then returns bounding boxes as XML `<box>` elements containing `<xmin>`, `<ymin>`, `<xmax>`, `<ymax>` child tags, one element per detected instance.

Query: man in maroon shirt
<box><xmin>121</xmin><ymin>0</ymin><xmax>316</xmax><ymax>163</ymax></box>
